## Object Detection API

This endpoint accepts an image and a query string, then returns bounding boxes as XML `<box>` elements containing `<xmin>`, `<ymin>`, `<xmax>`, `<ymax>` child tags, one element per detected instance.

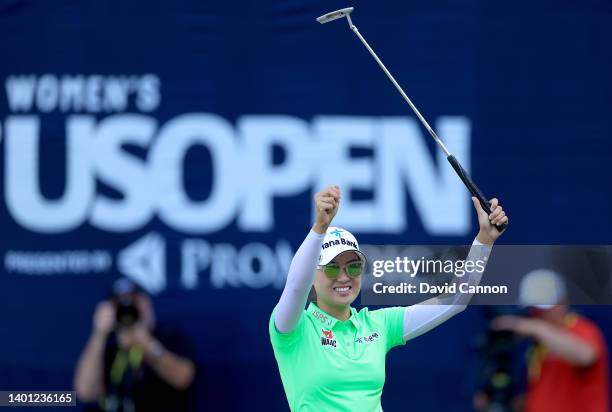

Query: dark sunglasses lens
<box><xmin>324</xmin><ymin>265</ymin><xmax>341</xmax><ymax>278</ymax></box>
<box><xmin>347</xmin><ymin>262</ymin><xmax>363</xmax><ymax>277</ymax></box>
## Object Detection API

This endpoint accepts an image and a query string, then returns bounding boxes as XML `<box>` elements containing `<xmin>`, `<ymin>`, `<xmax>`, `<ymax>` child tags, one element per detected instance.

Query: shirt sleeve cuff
<box><xmin>309</xmin><ymin>229</ymin><xmax>326</xmax><ymax>239</ymax></box>
<box><xmin>472</xmin><ymin>238</ymin><xmax>493</xmax><ymax>253</ymax></box>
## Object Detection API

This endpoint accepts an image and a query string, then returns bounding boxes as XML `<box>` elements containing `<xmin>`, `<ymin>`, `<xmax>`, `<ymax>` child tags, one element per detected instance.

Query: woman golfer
<box><xmin>269</xmin><ymin>185</ymin><xmax>508</xmax><ymax>411</ymax></box>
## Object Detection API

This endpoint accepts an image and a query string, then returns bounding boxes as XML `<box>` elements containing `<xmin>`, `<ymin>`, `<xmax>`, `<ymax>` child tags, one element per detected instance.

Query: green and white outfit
<box><xmin>270</xmin><ymin>228</ymin><xmax>491</xmax><ymax>411</ymax></box>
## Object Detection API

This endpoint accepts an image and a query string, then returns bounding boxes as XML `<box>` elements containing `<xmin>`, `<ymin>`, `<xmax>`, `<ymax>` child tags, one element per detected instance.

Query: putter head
<box><xmin>316</xmin><ymin>7</ymin><xmax>354</xmax><ymax>24</ymax></box>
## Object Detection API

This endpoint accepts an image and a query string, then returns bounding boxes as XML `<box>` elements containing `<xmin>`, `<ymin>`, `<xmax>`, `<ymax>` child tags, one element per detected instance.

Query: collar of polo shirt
<box><xmin>307</xmin><ymin>302</ymin><xmax>361</xmax><ymax>329</ymax></box>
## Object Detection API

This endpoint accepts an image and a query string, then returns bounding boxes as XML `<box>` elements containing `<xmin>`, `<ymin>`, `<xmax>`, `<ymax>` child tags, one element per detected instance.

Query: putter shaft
<box><xmin>318</xmin><ymin>7</ymin><xmax>507</xmax><ymax>231</ymax></box>
<box><xmin>346</xmin><ymin>17</ymin><xmax>451</xmax><ymax>157</ymax></box>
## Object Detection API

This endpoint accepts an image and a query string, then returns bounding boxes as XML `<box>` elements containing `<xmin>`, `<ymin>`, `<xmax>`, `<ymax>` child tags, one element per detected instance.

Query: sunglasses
<box><xmin>320</xmin><ymin>261</ymin><xmax>364</xmax><ymax>279</ymax></box>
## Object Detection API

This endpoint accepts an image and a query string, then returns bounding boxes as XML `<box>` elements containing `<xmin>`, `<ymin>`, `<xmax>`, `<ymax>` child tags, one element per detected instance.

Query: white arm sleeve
<box><xmin>402</xmin><ymin>239</ymin><xmax>492</xmax><ymax>341</ymax></box>
<box><xmin>273</xmin><ymin>229</ymin><xmax>325</xmax><ymax>333</ymax></box>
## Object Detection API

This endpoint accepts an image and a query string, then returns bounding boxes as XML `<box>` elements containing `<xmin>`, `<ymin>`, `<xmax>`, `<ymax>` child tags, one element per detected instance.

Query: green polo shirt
<box><xmin>269</xmin><ymin>303</ymin><xmax>406</xmax><ymax>411</ymax></box>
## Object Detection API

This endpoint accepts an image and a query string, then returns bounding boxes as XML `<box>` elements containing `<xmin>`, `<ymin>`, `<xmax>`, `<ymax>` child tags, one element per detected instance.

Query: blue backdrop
<box><xmin>1</xmin><ymin>0</ymin><xmax>611</xmax><ymax>410</ymax></box>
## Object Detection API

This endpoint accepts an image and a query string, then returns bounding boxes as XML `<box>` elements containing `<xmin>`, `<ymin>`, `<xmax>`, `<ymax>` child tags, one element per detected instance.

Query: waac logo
<box><xmin>321</xmin><ymin>329</ymin><xmax>337</xmax><ymax>348</ymax></box>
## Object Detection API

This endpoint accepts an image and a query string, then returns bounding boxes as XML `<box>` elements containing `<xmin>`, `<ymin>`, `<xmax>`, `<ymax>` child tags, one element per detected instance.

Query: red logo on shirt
<box><xmin>321</xmin><ymin>329</ymin><xmax>337</xmax><ymax>347</ymax></box>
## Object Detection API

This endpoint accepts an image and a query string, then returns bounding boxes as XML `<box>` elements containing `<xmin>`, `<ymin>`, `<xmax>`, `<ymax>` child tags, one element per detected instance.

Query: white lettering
<box><xmin>381</xmin><ymin>117</ymin><xmax>471</xmax><ymax>235</ymax></box>
<box><xmin>5</xmin><ymin>116</ymin><xmax>94</xmax><ymax>232</ymax></box>
<box><xmin>36</xmin><ymin>74</ymin><xmax>60</xmax><ymax>113</ymax></box>
<box><xmin>312</xmin><ymin>116</ymin><xmax>385</xmax><ymax>231</ymax></box>
<box><xmin>150</xmin><ymin>113</ymin><xmax>240</xmax><ymax>233</ymax></box>
<box><xmin>91</xmin><ymin>114</ymin><xmax>156</xmax><ymax>231</ymax></box>
<box><xmin>5</xmin><ymin>75</ymin><xmax>36</xmax><ymax>112</ymax></box>
<box><xmin>181</xmin><ymin>239</ymin><xmax>211</xmax><ymax>289</ymax></box>
<box><xmin>238</xmin><ymin>116</ymin><xmax>312</xmax><ymax>231</ymax></box>
<box><xmin>60</xmin><ymin>75</ymin><xmax>85</xmax><ymax>112</ymax></box>
<box><xmin>1</xmin><ymin>111</ymin><xmax>472</xmax><ymax>236</ymax></box>
<box><xmin>4</xmin><ymin>74</ymin><xmax>161</xmax><ymax>113</ymax></box>
<box><xmin>136</xmin><ymin>74</ymin><xmax>161</xmax><ymax>112</ymax></box>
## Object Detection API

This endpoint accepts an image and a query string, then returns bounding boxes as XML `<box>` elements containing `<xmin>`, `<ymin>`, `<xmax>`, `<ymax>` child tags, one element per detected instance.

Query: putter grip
<box><xmin>446</xmin><ymin>155</ymin><xmax>507</xmax><ymax>232</ymax></box>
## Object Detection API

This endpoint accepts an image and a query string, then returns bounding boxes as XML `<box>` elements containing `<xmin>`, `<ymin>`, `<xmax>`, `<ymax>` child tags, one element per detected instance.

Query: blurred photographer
<box><xmin>74</xmin><ymin>278</ymin><xmax>196</xmax><ymax>412</ymax></box>
<box><xmin>492</xmin><ymin>270</ymin><xmax>610</xmax><ymax>412</ymax></box>
<box><xmin>472</xmin><ymin>307</ymin><xmax>523</xmax><ymax>412</ymax></box>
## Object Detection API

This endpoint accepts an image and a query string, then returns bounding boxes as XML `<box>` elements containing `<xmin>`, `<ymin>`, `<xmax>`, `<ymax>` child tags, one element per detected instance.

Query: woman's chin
<box><xmin>330</xmin><ymin>290</ymin><xmax>357</xmax><ymax>305</ymax></box>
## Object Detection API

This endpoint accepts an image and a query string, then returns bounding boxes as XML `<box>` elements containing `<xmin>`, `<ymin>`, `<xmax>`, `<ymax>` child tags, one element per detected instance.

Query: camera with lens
<box><xmin>112</xmin><ymin>278</ymin><xmax>141</xmax><ymax>328</ymax></box>
<box><xmin>115</xmin><ymin>295</ymin><xmax>140</xmax><ymax>328</ymax></box>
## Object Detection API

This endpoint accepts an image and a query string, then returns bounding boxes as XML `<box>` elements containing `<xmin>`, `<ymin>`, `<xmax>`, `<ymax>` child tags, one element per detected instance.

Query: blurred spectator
<box><xmin>74</xmin><ymin>278</ymin><xmax>196</xmax><ymax>412</ymax></box>
<box><xmin>472</xmin><ymin>307</ymin><xmax>523</xmax><ymax>412</ymax></box>
<box><xmin>492</xmin><ymin>269</ymin><xmax>610</xmax><ymax>412</ymax></box>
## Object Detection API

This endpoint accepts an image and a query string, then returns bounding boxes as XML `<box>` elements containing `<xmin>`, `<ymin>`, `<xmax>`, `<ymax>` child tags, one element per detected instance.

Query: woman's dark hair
<box><xmin>308</xmin><ymin>285</ymin><xmax>317</xmax><ymax>302</ymax></box>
